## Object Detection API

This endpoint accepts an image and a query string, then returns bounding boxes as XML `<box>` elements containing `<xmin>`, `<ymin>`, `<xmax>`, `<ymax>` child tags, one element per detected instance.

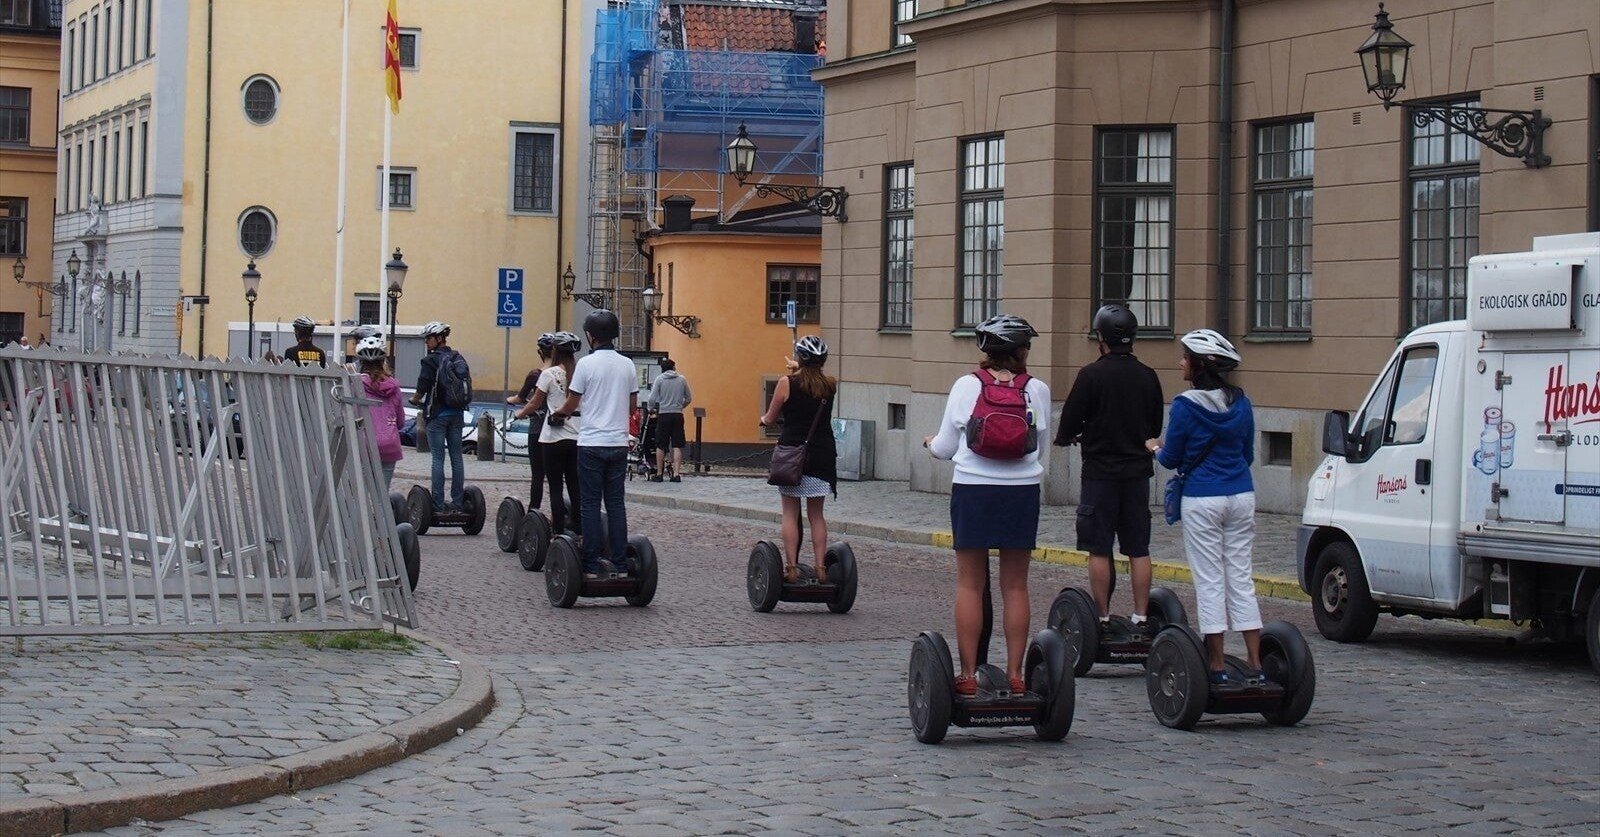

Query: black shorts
<box><xmin>1075</xmin><ymin>478</ymin><xmax>1152</xmax><ymax>558</ymax></box>
<box><xmin>654</xmin><ymin>412</ymin><xmax>686</xmax><ymax>449</ymax></box>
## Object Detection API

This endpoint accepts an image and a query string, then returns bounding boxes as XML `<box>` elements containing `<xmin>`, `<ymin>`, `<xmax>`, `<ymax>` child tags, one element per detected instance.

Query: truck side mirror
<box><xmin>1322</xmin><ymin>410</ymin><xmax>1351</xmax><ymax>458</ymax></box>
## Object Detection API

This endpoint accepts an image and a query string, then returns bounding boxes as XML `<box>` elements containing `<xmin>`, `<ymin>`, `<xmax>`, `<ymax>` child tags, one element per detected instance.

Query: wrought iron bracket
<box><xmin>567</xmin><ymin>291</ymin><xmax>610</xmax><ymax>309</ymax></box>
<box><xmin>1402</xmin><ymin>103</ymin><xmax>1552</xmax><ymax>168</ymax></box>
<box><xmin>753</xmin><ymin>183</ymin><xmax>849</xmax><ymax>222</ymax></box>
<box><xmin>18</xmin><ymin>278</ymin><xmax>70</xmax><ymax>298</ymax></box>
<box><xmin>653</xmin><ymin>314</ymin><xmax>700</xmax><ymax>338</ymax></box>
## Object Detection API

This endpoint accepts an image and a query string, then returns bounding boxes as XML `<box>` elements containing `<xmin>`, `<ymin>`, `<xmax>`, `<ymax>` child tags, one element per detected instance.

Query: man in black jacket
<box><xmin>1055</xmin><ymin>304</ymin><xmax>1165</xmax><ymax>635</ymax></box>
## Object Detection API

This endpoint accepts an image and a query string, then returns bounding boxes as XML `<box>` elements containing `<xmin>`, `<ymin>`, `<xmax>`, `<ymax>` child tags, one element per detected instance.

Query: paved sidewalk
<box><xmin>394</xmin><ymin>450</ymin><xmax>1308</xmax><ymax>599</ymax></box>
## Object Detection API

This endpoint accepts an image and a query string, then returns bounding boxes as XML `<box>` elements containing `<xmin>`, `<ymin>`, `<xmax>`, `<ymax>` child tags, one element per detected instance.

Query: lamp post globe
<box><xmin>12</xmin><ymin>257</ymin><xmax>23</xmax><ymax>283</ymax></box>
<box><xmin>66</xmin><ymin>249</ymin><xmax>81</xmax><ymax>279</ymax></box>
<box><xmin>562</xmin><ymin>263</ymin><xmax>576</xmax><ymax>296</ymax></box>
<box><xmin>726</xmin><ymin>122</ymin><xmax>758</xmax><ymax>185</ymax></box>
<box><xmin>1357</xmin><ymin>4</ymin><xmax>1412</xmax><ymax>109</ymax></box>
<box><xmin>241</xmin><ymin>261</ymin><xmax>262</xmax><ymax>359</ymax></box>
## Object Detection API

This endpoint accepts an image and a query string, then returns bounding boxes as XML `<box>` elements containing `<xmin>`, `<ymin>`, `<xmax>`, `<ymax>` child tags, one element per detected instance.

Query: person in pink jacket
<box><xmin>356</xmin><ymin>336</ymin><xmax>406</xmax><ymax>487</ymax></box>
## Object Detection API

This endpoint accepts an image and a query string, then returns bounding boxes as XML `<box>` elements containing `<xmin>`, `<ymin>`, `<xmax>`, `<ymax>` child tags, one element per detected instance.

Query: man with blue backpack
<box><xmin>411</xmin><ymin>321</ymin><xmax>473</xmax><ymax>513</ymax></box>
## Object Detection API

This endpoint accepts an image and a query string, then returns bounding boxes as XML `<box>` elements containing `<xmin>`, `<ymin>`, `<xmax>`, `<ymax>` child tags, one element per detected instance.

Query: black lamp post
<box><xmin>385</xmin><ymin>247</ymin><xmax>409</xmax><ymax>367</ymax></box>
<box><xmin>1357</xmin><ymin>4</ymin><xmax>1550</xmax><ymax>167</ymax></box>
<box><xmin>726</xmin><ymin>123</ymin><xmax>848</xmax><ymax>221</ymax></box>
<box><xmin>241</xmin><ymin>261</ymin><xmax>261</xmax><ymax>359</ymax></box>
<box><xmin>561</xmin><ymin>261</ymin><xmax>608</xmax><ymax>309</ymax></box>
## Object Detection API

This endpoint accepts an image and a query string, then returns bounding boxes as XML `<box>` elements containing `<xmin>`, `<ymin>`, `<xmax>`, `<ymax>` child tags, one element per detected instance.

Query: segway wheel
<box><xmin>462</xmin><ymin>486</ymin><xmax>486</xmax><ymax>536</ymax></box>
<box><xmin>1146</xmin><ymin>627</ymin><xmax>1208</xmax><ymax>730</ymax></box>
<box><xmin>544</xmin><ymin>535</ymin><xmax>583</xmax><ymax>608</ymax></box>
<box><xmin>388</xmin><ymin>491</ymin><xmax>408</xmax><ymax>529</ymax></box>
<box><xmin>1147</xmin><ymin>587</ymin><xmax>1189</xmax><ymax>631</ymax></box>
<box><xmin>908</xmin><ymin>632</ymin><xmax>954</xmax><ymax>745</ymax></box>
<box><xmin>1049</xmin><ymin>587</ymin><xmax>1100</xmax><ymax>676</ymax></box>
<box><xmin>1026</xmin><ymin>628</ymin><xmax>1076</xmax><ymax>741</ymax></box>
<box><xmin>495</xmin><ymin>497</ymin><xmax>526</xmax><ymax>552</ymax></box>
<box><xmin>624</xmin><ymin>535</ymin><xmax>658</xmax><ymax>607</ymax></box>
<box><xmin>825</xmin><ymin>542</ymin><xmax>858</xmax><ymax>614</ymax></box>
<box><xmin>405</xmin><ymin>485</ymin><xmax>433</xmax><ymax>536</ymax></box>
<box><xmin>395</xmin><ymin>522</ymin><xmax>420</xmax><ymax>591</ymax></box>
<box><xmin>747</xmin><ymin>541</ymin><xmax>783</xmax><ymax>613</ymax></box>
<box><xmin>518</xmin><ymin>510</ymin><xmax>552</xmax><ymax>572</ymax></box>
<box><xmin>1259</xmin><ymin>621</ymin><xmax>1316</xmax><ymax>727</ymax></box>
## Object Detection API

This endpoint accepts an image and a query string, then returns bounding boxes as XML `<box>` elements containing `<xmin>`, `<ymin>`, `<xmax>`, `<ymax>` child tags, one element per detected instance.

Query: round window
<box><xmin>242</xmin><ymin>76</ymin><xmax>278</xmax><ymax>124</ymax></box>
<box><xmin>238</xmin><ymin>208</ymin><xmax>276</xmax><ymax>257</ymax></box>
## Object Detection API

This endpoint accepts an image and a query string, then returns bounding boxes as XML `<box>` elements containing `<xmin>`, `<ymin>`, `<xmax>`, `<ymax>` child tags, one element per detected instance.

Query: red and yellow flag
<box><xmin>384</xmin><ymin>0</ymin><xmax>402</xmax><ymax>114</ymax></box>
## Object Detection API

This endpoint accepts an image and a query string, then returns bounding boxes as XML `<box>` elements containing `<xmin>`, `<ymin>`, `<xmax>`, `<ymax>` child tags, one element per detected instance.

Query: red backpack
<box><xmin>965</xmin><ymin>369</ymin><xmax>1037</xmax><ymax>460</ymax></box>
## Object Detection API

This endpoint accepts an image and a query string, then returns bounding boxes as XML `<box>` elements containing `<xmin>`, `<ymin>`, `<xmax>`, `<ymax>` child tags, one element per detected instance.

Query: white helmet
<box><xmin>355</xmin><ymin>335</ymin><xmax>387</xmax><ymax>361</ymax></box>
<box><xmin>421</xmin><ymin>321</ymin><xmax>451</xmax><ymax>338</ymax></box>
<box><xmin>1180</xmin><ymin>328</ymin><xmax>1242</xmax><ymax>368</ymax></box>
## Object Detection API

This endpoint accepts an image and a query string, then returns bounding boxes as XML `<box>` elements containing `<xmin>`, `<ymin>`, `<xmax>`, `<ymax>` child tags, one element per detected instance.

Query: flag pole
<box><xmin>332</xmin><ymin>0</ymin><xmax>351</xmax><ymax>364</ymax></box>
<box><xmin>379</xmin><ymin>97</ymin><xmax>392</xmax><ymax>341</ymax></box>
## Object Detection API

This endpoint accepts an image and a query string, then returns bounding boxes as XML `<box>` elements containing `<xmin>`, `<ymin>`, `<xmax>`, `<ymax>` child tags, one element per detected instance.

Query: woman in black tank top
<box><xmin>759</xmin><ymin>337</ymin><xmax>838</xmax><ymax>583</ymax></box>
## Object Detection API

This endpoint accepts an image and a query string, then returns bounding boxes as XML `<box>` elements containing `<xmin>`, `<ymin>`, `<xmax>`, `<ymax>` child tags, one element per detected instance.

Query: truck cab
<box><xmin>1298</xmin><ymin>232</ymin><xmax>1600</xmax><ymax>673</ymax></box>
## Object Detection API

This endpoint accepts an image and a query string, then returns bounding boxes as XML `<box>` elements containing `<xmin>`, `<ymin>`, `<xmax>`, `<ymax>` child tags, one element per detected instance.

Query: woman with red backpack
<box><xmin>923</xmin><ymin>314</ymin><xmax>1051</xmax><ymax>696</ymax></box>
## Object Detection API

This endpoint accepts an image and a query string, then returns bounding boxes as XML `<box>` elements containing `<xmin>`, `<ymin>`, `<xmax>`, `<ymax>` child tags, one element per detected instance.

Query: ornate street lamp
<box><xmin>725</xmin><ymin>123</ymin><xmax>848</xmax><ymax>221</ymax></box>
<box><xmin>241</xmin><ymin>261</ymin><xmax>262</xmax><ymax>359</ymax></box>
<box><xmin>66</xmin><ymin>249</ymin><xmax>81</xmax><ymax>280</ymax></box>
<box><xmin>385</xmin><ymin>247</ymin><xmax>409</xmax><ymax>366</ymax></box>
<box><xmin>1357</xmin><ymin>4</ymin><xmax>1550</xmax><ymax>167</ymax></box>
<box><xmin>561</xmin><ymin>262</ymin><xmax>608</xmax><ymax>308</ymax></box>
<box><xmin>10</xmin><ymin>257</ymin><xmax>21</xmax><ymax>283</ymax></box>
<box><xmin>640</xmin><ymin>283</ymin><xmax>699</xmax><ymax>338</ymax></box>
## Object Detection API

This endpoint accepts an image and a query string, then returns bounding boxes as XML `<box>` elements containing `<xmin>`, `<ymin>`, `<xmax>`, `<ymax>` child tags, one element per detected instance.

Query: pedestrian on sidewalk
<box><xmin>518</xmin><ymin>332</ymin><xmax>582</xmax><ymax>536</ymax></box>
<box><xmin>410</xmin><ymin>322</ymin><xmax>471</xmax><ymax>513</ymax></box>
<box><xmin>1054</xmin><ymin>304</ymin><xmax>1165</xmax><ymax>636</ymax></box>
<box><xmin>508</xmin><ymin>333</ymin><xmax>555</xmax><ymax>512</ymax></box>
<box><xmin>552</xmin><ymin>310</ymin><xmax>636</xmax><ymax>577</ymax></box>
<box><xmin>759</xmin><ymin>336</ymin><xmax>837</xmax><ymax>584</ymax></box>
<box><xmin>356</xmin><ymin>335</ymin><xmax>405</xmax><ymax>488</ymax></box>
<box><xmin>1147</xmin><ymin>329</ymin><xmax>1263</xmax><ymax>686</ymax></box>
<box><xmin>924</xmin><ymin>314</ymin><xmax>1050</xmax><ymax>696</ymax></box>
<box><xmin>647</xmin><ymin>358</ymin><xmax>692</xmax><ymax>482</ymax></box>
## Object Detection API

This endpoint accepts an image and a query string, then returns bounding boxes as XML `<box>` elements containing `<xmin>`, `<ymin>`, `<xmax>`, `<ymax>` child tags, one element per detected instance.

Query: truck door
<box><xmin>1494</xmin><ymin>353</ymin><xmax>1570</xmax><ymax>525</ymax></box>
<box><xmin>1338</xmin><ymin>343</ymin><xmax>1442</xmax><ymax>599</ymax></box>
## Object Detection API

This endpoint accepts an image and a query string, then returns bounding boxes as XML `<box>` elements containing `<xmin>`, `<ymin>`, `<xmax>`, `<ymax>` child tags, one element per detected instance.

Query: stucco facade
<box><xmin>817</xmin><ymin>0</ymin><xmax>1600</xmax><ymax>512</ymax></box>
<box><xmin>1</xmin><ymin>2</ymin><xmax>61</xmax><ymax>347</ymax></box>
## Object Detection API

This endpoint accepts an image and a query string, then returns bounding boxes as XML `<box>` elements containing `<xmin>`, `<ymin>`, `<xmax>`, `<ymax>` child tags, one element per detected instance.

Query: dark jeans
<box><xmin>543</xmin><ymin>439</ymin><xmax>581</xmax><ymax>536</ymax></box>
<box><xmin>578</xmin><ymin>445</ymin><xmax>629</xmax><ymax>569</ymax></box>
<box><xmin>426</xmin><ymin>411</ymin><xmax>466</xmax><ymax>509</ymax></box>
<box><xmin>528</xmin><ymin>440</ymin><xmax>546</xmax><ymax>510</ymax></box>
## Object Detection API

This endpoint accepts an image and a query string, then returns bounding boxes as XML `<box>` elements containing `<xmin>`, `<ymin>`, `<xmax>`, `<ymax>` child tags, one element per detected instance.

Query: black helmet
<box><xmin>583</xmin><ymin>309</ymin><xmax>621</xmax><ymax>343</ymax></box>
<box><xmin>975</xmin><ymin>314</ymin><xmax>1037</xmax><ymax>355</ymax></box>
<box><xmin>793</xmin><ymin>335</ymin><xmax>828</xmax><ymax>366</ymax></box>
<box><xmin>1092</xmin><ymin>304</ymin><xmax>1138</xmax><ymax>348</ymax></box>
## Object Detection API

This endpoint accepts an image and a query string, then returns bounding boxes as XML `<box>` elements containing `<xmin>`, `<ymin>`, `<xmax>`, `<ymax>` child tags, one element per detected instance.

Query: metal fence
<box><xmin>0</xmin><ymin>348</ymin><xmax>416</xmax><ymax>635</ymax></box>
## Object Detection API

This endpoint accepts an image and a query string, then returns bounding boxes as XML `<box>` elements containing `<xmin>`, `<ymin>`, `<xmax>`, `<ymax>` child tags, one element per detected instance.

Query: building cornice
<box><xmin>900</xmin><ymin>0</ymin><xmax>1214</xmax><ymax>41</ymax></box>
<box><xmin>811</xmin><ymin>48</ymin><xmax>916</xmax><ymax>86</ymax></box>
<box><xmin>59</xmin><ymin>93</ymin><xmax>153</xmax><ymax>134</ymax></box>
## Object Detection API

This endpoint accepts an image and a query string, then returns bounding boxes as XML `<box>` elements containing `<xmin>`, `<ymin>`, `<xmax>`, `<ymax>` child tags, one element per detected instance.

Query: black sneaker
<box><xmin>669</xmin><ymin>475</ymin><xmax>682</xmax><ymax>483</ymax></box>
<box><xmin>1128</xmin><ymin>619</ymin><xmax>1156</xmax><ymax>641</ymax></box>
<box><xmin>648</xmin><ymin>474</ymin><xmax>664</xmax><ymax>483</ymax></box>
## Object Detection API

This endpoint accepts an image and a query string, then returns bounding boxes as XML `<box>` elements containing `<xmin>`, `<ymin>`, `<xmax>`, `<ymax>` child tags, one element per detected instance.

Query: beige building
<box><xmin>1</xmin><ymin>1</ymin><xmax>60</xmax><ymax>347</ymax></box>
<box><xmin>816</xmin><ymin>0</ymin><xmax>1600</xmax><ymax>512</ymax></box>
<box><xmin>52</xmin><ymin>0</ymin><xmax>584</xmax><ymax>389</ymax></box>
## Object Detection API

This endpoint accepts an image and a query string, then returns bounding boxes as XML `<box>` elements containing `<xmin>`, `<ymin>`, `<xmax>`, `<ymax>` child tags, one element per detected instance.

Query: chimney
<box><xmin>662</xmin><ymin>195</ymin><xmax>696</xmax><ymax>233</ymax></box>
<box><xmin>792</xmin><ymin>8</ymin><xmax>818</xmax><ymax>54</ymax></box>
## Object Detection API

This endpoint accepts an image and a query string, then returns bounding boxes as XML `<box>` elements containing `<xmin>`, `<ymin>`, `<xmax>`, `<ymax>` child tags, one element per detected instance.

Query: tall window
<box><xmin>141</xmin><ymin>0</ymin><xmax>151</xmax><ymax>58</ymax></box>
<box><xmin>65</xmin><ymin>22</ymin><xmax>76</xmax><ymax>90</ymax></box>
<box><xmin>128</xmin><ymin>0</ymin><xmax>137</xmax><ymax>63</ymax></box>
<box><xmin>85</xmin><ymin>138</ymin><xmax>95</xmax><ymax>202</ymax></box>
<box><xmin>89</xmin><ymin>12</ymin><xmax>98</xmax><ymax>82</ymax></box>
<box><xmin>0</xmin><ymin>0</ymin><xmax>33</xmax><ymax>25</ymax></box>
<box><xmin>78</xmin><ymin>15</ymin><xmax>88</xmax><ymax>85</ymax></box>
<box><xmin>0</xmin><ymin>86</ymin><xmax>28</xmax><ymax>143</ymax></box>
<box><xmin>112</xmin><ymin>0</ymin><xmax>122</xmax><ymax>70</ymax></box>
<box><xmin>109</xmin><ymin>128</ymin><xmax>119</xmax><ymax>201</ymax></box>
<box><xmin>767</xmin><ymin>265</ymin><xmax>820</xmax><ymax>323</ymax></box>
<box><xmin>1407</xmin><ymin>100</ymin><xmax>1480</xmax><ymax>329</ymax></box>
<box><xmin>0</xmin><ymin>197</ymin><xmax>25</xmax><ymax>256</ymax></box>
<box><xmin>511</xmin><ymin>128</ymin><xmax>556</xmax><ymax>214</ymax></box>
<box><xmin>139</xmin><ymin>120</ymin><xmax>148</xmax><ymax>197</ymax></box>
<box><xmin>1252</xmin><ymin>119</ymin><xmax>1314</xmax><ymax>332</ymax></box>
<box><xmin>123</xmin><ymin>128</ymin><xmax>133</xmax><ymax>198</ymax></box>
<box><xmin>882</xmin><ymin>163</ymin><xmax>914</xmax><ymax>329</ymax></box>
<box><xmin>959</xmin><ymin>135</ymin><xmax>1004</xmax><ymax>327</ymax></box>
<box><xmin>398</xmin><ymin>30</ymin><xmax>419</xmax><ymax>68</ymax></box>
<box><xmin>893</xmin><ymin>0</ymin><xmax>915</xmax><ymax>47</ymax></box>
<box><xmin>1095</xmin><ymin>128</ymin><xmax>1174</xmax><ymax>330</ymax></box>
<box><xmin>99</xmin><ymin>2</ymin><xmax>110</xmax><ymax>76</ymax></box>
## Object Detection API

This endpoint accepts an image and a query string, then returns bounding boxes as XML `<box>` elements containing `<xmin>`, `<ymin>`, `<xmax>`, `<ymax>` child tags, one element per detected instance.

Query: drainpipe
<box><xmin>197</xmin><ymin>0</ymin><xmax>215</xmax><ymax>355</ymax></box>
<box><xmin>554</xmin><ymin>0</ymin><xmax>570</xmax><ymax>331</ymax></box>
<box><xmin>1215</xmin><ymin>0</ymin><xmax>1235</xmax><ymax>337</ymax></box>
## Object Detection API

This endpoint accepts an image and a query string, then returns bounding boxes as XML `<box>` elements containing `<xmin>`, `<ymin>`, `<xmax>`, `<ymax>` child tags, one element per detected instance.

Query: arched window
<box><xmin>241</xmin><ymin>75</ymin><xmax>279</xmax><ymax>125</ymax></box>
<box><xmin>238</xmin><ymin>207</ymin><xmax>276</xmax><ymax>257</ymax></box>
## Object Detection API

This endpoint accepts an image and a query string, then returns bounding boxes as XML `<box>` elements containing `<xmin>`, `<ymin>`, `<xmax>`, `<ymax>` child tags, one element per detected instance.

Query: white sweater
<box><xmin>928</xmin><ymin>372</ymin><xmax>1051</xmax><ymax>485</ymax></box>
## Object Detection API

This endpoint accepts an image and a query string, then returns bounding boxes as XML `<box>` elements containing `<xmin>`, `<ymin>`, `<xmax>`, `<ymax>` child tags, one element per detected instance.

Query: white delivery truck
<box><xmin>1298</xmin><ymin>232</ymin><xmax>1600</xmax><ymax>673</ymax></box>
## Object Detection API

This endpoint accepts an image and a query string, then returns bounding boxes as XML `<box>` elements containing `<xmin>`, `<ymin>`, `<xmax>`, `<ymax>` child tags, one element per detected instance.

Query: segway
<box><xmin>746</xmin><ymin>532</ymin><xmax>858</xmax><ymax>613</ymax></box>
<box><xmin>1048</xmin><ymin>583</ymin><xmax>1188</xmax><ymax>675</ymax></box>
<box><xmin>495</xmin><ymin>496</ymin><xmax>525</xmax><ymax>553</ymax></box>
<box><xmin>404</xmin><ymin>484</ymin><xmax>486</xmax><ymax>536</ymax></box>
<box><xmin>388</xmin><ymin>491</ymin><xmax>421</xmax><ymax>591</ymax></box>
<box><xmin>907</xmin><ymin>627</ymin><xmax>1075</xmax><ymax>745</ymax></box>
<box><xmin>543</xmin><ymin>528</ymin><xmax>657</xmax><ymax>608</ymax></box>
<box><xmin>1144</xmin><ymin>620</ymin><xmax>1316</xmax><ymax>731</ymax></box>
<box><xmin>518</xmin><ymin>509</ymin><xmax>599</xmax><ymax>572</ymax></box>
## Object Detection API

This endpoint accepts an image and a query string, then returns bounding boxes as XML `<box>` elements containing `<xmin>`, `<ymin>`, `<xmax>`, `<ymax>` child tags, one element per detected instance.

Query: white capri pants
<box><xmin>1181</xmin><ymin>492</ymin><xmax>1263</xmax><ymax>636</ymax></box>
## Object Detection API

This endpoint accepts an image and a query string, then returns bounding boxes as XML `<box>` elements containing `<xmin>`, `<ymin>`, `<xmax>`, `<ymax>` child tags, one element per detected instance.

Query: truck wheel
<box><xmin>1311</xmin><ymin>542</ymin><xmax>1378</xmax><ymax>643</ymax></box>
<box><xmin>1587</xmin><ymin>587</ymin><xmax>1600</xmax><ymax>676</ymax></box>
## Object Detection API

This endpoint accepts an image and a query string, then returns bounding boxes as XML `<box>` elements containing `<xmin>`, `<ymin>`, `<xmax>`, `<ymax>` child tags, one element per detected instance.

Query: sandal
<box><xmin>953</xmin><ymin>674</ymin><xmax>977</xmax><ymax>697</ymax></box>
<box><xmin>813</xmin><ymin>563</ymin><xmax>829</xmax><ymax>584</ymax></box>
<box><xmin>1008</xmin><ymin>675</ymin><xmax>1027</xmax><ymax>695</ymax></box>
<box><xmin>783</xmin><ymin>564</ymin><xmax>800</xmax><ymax>584</ymax></box>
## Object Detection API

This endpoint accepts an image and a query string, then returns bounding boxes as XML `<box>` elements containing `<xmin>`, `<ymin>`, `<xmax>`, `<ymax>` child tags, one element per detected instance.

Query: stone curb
<box><xmin>0</xmin><ymin>633</ymin><xmax>494</xmax><ymax>837</ymax></box>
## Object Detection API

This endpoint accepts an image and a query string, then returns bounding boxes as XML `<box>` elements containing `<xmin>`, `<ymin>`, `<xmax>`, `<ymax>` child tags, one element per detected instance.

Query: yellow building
<box><xmin>644</xmin><ymin>195</ymin><xmax>821</xmax><ymax>452</ymax></box>
<box><xmin>52</xmin><ymin>0</ymin><xmax>582</xmax><ymax>390</ymax></box>
<box><xmin>1</xmin><ymin>1</ymin><xmax>60</xmax><ymax>346</ymax></box>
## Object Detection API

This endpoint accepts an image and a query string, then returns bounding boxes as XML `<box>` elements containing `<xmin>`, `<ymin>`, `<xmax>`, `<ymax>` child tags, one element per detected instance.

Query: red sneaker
<box><xmin>1009</xmin><ymin>675</ymin><xmax>1028</xmax><ymax>695</ymax></box>
<box><xmin>953</xmin><ymin>674</ymin><xmax>977</xmax><ymax>696</ymax></box>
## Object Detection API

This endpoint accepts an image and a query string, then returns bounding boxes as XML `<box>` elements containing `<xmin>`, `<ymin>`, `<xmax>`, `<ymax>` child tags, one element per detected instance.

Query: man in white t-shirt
<box><xmin>552</xmin><ymin>309</ymin><xmax>638</xmax><ymax>576</ymax></box>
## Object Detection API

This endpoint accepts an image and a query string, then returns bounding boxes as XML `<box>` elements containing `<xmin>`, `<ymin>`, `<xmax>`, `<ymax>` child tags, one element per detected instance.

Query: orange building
<box><xmin>643</xmin><ymin>195</ymin><xmax>821</xmax><ymax>455</ymax></box>
<box><xmin>0</xmin><ymin>1</ymin><xmax>60</xmax><ymax>347</ymax></box>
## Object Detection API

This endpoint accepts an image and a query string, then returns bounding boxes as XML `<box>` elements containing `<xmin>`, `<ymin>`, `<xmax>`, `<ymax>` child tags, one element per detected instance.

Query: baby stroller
<box><xmin>627</xmin><ymin>406</ymin><xmax>659</xmax><ymax>480</ymax></box>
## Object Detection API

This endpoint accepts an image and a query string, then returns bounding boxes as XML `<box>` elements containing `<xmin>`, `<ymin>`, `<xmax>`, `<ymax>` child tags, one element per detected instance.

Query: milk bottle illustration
<box><xmin>1476</xmin><ymin>407</ymin><xmax>1502</xmax><ymax>475</ymax></box>
<box><xmin>1499</xmin><ymin>421</ymin><xmax>1516</xmax><ymax>470</ymax></box>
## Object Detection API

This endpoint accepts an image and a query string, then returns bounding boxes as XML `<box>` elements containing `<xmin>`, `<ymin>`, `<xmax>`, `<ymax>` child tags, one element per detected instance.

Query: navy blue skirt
<box><xmin>950</xmin><ymin>483</ymin><xmax>1041</xmax><ymax>551</ymax></box>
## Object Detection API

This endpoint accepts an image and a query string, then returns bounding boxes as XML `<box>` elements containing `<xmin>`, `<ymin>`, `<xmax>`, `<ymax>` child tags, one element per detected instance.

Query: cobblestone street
<box><xmin>125</xmin><ymin>501</ymin><xmax>1598</xmax><ymax>835</ymax></box>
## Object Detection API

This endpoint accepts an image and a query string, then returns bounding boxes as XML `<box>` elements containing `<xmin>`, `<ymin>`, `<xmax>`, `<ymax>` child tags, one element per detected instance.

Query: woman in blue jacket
<box><xmin>1146</xmin><ymin>329</ymin><xmax>1263</xmax><ymax>685</ymax></box>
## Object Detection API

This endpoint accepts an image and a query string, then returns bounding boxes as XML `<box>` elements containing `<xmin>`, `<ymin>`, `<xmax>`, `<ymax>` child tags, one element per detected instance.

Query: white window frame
<box><xmin>508</xmin><ymin>124</ymin><xmax>560</xmax><ymax>217</ymax></box>
<box><xmin>376</xmin><ymin>165</ymin><xmax>417</xmax><ymax>211</ymax></box>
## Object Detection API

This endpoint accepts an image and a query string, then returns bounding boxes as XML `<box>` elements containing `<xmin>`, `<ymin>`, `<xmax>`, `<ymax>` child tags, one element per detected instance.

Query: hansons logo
<box><xmin>1377</xmin><ymin>474</ymin><xmax>1408</xmax><ymax>500</ymax></box>
<box><xmin>1545</xmin><ymin>364</ymin><xmax>1600</xmax><ymax>426</ymax></box>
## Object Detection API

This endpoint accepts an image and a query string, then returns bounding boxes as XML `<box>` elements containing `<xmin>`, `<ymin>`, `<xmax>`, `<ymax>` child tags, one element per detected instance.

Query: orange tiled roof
<box><xmin>679</xmin><ymin>2</ymin><xmax>827</xmax><ymax>53</ymax></box>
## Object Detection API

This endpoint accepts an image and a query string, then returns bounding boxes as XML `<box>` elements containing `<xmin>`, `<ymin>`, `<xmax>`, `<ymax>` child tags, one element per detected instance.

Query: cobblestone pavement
<box><xmin>130</xmin><ymin>502</ymin><xmax>1598</xmax><ymax>835</ymax></box>
<box><xmin>0</xmin><ymin>634</ymin><xmax>459</xmax><ymax>799</ymax></box>
<box><xmin>392</xmin><ymin>452</ymin><xmax>1305</xmax><ymax>581</ymax></box>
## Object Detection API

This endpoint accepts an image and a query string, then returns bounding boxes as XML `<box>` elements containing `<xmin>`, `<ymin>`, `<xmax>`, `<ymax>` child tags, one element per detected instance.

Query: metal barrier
<box><xmin>0</xmin><ymin>348</ymin><xmax>417</xmax><ymax>635</ymax></box>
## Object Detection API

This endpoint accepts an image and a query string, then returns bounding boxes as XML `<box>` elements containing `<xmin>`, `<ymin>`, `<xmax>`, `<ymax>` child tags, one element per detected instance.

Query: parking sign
<box><xmin>496</xmin><ymin>267</ymin><xmax>523</xmax><ymax>328</ymax></box>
